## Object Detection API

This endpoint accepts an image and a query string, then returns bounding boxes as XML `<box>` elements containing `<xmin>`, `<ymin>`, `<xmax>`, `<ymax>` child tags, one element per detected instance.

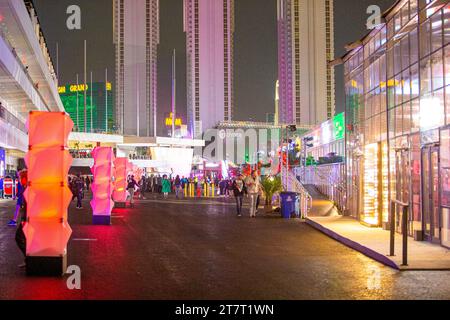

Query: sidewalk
<box><xmin>306</xmin><ymin>216</ymin><xmax>450</xmax><ymax>271</ymax></box>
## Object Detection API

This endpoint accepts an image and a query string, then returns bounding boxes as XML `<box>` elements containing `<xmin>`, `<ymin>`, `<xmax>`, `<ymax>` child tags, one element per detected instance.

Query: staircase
<box><xmin>281</xmin><ymin>166</ymin><xmax>341</xmax><ymax>218</ymax></box>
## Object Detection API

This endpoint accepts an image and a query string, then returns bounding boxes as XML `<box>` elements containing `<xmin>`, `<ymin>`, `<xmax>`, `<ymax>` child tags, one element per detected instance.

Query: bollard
<box><xmin>211</xmin><ymin>183</ymin><xmax>215</xmax><ymax>198</ymax></box>
<box><xmin>184</xmin><ymin>185</ymin><xmax>187</xmax><ymax>198</ymax></box>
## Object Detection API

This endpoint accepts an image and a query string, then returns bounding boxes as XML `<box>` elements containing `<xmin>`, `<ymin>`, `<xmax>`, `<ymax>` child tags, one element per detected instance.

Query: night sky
<box><xmin>33</xmin><ymin>0</ymin><xmax>394</xmax><ymax>134</ymax></box>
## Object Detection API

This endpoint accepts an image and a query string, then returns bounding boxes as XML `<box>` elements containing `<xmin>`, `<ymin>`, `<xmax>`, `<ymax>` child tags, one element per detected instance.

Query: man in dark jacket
<box><xmin>232</xmin><ymin>175</ymin><xmax>246</xmax><ymax>217</ymax></box>
<box><xmin>75</xmin><ymin>173</ymin><xmax>84</xmax><ymax>209</ymax></box>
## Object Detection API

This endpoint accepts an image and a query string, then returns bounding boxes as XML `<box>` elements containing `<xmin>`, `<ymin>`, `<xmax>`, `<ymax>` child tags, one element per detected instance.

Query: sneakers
<box><xmin>7</xmin><ymin>220</ymin><xmax>17</xmax><ymax>227</ymax></box>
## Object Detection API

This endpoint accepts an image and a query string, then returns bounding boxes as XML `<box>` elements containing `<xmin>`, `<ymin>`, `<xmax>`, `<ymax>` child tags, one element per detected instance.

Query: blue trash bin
<box><xmin>280</xmin><ymin>192</ymin><xmax>298</xmax><ymax>219</ymax></box>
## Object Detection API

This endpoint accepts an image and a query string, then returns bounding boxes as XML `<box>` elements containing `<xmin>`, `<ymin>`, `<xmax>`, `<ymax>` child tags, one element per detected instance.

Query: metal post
<box><xmin>402</xmin><ymin>205</ymin><xmax>408</xmax><ymax>266</ymax></box>
<box><xmin>90</xmin><ymin>71</ymin><xmax>93</xmax><ymax>132</ymax></box>
<box><xmin>389</xmin><ymin>201</ymin><xmax>395</xmax><ymax>256</ymax></box>
<box><xmin>76</xmin><ymin>74</ymin><xmax>79</xmax><ymax>130</ymax></box>
<box><xmin>105</xmin><ymin>68</ymin><xmax>108</xmax><ymax>132</ymax></box>
<box><xmin>171</xmin><ymin>49</ymin><xmax>176</xmax><ymax>138</ymax></box>
<box><xmin>84</xmin><ymin>40</ymin><xmax>87</xmax><ymax>133</ymax></box>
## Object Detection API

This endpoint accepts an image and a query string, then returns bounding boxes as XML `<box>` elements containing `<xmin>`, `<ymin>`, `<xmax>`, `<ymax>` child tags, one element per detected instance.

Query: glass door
<box><xmin>395</xmin><ymin>149</ymin><xmax>411</xmax><ymax>235</ymax></box>
<box><xmin>422</xmin><ymin>146</ymin><xmax>441</xmax><ymax>243</ymax></box>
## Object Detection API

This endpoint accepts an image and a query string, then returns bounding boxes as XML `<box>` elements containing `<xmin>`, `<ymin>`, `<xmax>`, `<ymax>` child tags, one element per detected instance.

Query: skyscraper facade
<box><xmin>277</xmin><ymin>0</ymin><xmax>335</xmax><ymax>126</ymax></box>
<box><xmin>184</xmin><ymin>0</ymin><xmax>234</xmax><ymax>138</ymax></box>
<box><xmin>114</xmin><ymin>0</ymin><xmax>159</xmax><ymax>137</ymax></box>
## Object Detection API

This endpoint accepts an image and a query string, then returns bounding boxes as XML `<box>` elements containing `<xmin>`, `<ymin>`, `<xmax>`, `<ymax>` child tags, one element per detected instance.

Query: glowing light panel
<box><xmin>23</xmin><ymin>111</ymin><xmax>73</xmax><ymax>257</ymax></box>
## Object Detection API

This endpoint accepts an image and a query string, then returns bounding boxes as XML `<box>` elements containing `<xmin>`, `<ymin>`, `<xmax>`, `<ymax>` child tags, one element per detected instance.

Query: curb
<box><xmin>305</xmin><ymin>218</ymin><xmax>400</xmax><ymax>270</ymax></box>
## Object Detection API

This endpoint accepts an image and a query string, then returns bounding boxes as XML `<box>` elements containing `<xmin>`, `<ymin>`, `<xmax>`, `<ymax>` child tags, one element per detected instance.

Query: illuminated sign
<box><xmin>333</xmin><ymin>113</ymin><xmax>345</xmax><ymax>141</ymax></box>
<box><xmin>304</xmin><ymin>113</ymin><xmax>345</xmax><ymax>149</ymax></box>
<box><xmin>58</xmin><ymin>82</ymin><xmax>112</xmax><ymax>94</ymax></box>
<box><xmin>165</xmin><ymin>113</ymin><xmax>183</xmax><ymax>127</ymax></box>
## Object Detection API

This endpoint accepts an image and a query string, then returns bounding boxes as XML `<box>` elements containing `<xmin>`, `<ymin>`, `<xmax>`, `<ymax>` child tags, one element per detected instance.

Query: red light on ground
<box><xmin>0</xmin><ymin>14</ymin><xmax>3</xmax><ymax>22</ymax></box>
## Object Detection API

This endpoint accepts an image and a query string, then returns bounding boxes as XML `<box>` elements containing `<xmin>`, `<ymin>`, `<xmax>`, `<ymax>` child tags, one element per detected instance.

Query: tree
<box><xmin>261</xmin><ymin>176</ymin><xmax>283</xmax><ymax>208</ymax></box>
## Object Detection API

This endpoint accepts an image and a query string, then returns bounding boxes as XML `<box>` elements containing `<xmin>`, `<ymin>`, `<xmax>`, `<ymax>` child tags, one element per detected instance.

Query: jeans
<box><xmin>248</xmin><ymin>193</ymin><xmax>258</xmax><ymax>217</ymax></box>
<box><xmin>175</xmin><ymin>186</ymin><xmax>182</xmax><ymax>198</ymax></box>
<box><xmin>235</xmin><ymin>196</ymin><xmax>243</xmax><ymax>215</ymax></box>
<box><xmin>15</xmin><ymin>222</ymin><xmax>26</xmax><ymax>257</ymax></box>
<box><xmin>76</xmin><ymin>192</ymin><xmax>83</xmax><ymax>208</ymax></box>
<box><xmin>127</xmin><ymin>188</ymin><xmax>135</xmax><ymax>205</ymax></box>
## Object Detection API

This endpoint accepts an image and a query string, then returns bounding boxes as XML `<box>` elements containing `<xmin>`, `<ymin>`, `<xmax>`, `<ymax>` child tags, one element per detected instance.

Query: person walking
<box><xmin>75</xmin><ymin>173</ymin><xmax>84</xmax><ymax>209</ymax></box>
<box><xmin>245</xmin><ymin>170</ymin><xmax>260</xmax><ymax>218</ymax></box>
<box><xmin>127</xmin><ymin>175</ymin><xmax>138</xmax><ymax>208</ymax></box>
<box><xmin>14</xmin><ymin>170</ymin><xmax>27</xmax><ymax>268</ymax></box>
<box><xmin>139</xmin><ymin>175</ymin><xmax>146</xmax><ymax>199</ymax></box>
<box><xmin>233</xmin><ymin>175</ymin><xmax>246</xmax><ymax>217</ymax></box>
<box><xmin>157</xmin><ymin>175</ymin><xmax>163</xmax><ymax>194</ymax></box>
<box><xmin>162</xmin><ymin>175</ymin><xmax>171</xmax><ymax>199</ymax></box>
<box><xmin>174</xmin><ymin>175</ymin><xmax>182</xmax><ymax>199</ymax></box>
<box><xmin>85</xmin><ymin>176</ymin><xmax>91</xmax><ymax>193</ymax></box>
<box><xmin>8</xmin><ymin>172</ymin><xmax>26</xmax><ymax>226</ymax></box>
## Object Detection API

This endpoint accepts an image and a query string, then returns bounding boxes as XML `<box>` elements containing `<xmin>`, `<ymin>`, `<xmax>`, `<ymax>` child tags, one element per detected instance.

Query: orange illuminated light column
<box><xmin>113</xmin><ymin>157</ymin><xmax>129</xmax><ymax>207</ymax></box>
<box><xmin>91</xmin><ymin>147</ymin><xmax>115</xmax><ymax>225</ymax></box>
<box><xmin>23</xmin><ymin>111</ymin><xmax>73</xmax><ymax>276</ymax></box>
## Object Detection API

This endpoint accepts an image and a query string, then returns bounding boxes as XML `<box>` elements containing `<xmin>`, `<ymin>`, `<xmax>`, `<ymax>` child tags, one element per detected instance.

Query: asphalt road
<box><xmin>0</xmin><ymin>195</ymin><xmax>450</xmax><ymax>300</ymax></box>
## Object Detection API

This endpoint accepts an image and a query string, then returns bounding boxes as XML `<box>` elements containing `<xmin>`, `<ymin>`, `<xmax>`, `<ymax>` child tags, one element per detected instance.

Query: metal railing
<box><xmin>296</xmin><ymin>163</ymin><xmax>346</xmax><ymax>213</ymax></box>
<box><xmin>0</xmin><ymin>29</ymin><xmax>51</xmax><ymax>112</ymax></box>
<box><xmin>390</xmin><ymin>200</ymin><xmax>409</xmax><ymax>266</ymax></box>
<box><xmin>0</xmin><ymin>105</ymin><xmax>27</xmax><ymax>133</ymax></box>
<box><xmin>281</xmin><ymin>166</ymin><xmax>313</xmax><ymax>218</ymax></box>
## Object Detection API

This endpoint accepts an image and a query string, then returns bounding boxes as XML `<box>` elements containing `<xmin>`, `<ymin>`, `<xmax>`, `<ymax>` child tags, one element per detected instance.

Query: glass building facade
<box><xmin>343</xmin><ymin>0</ymin><xmax>450</xmax><ymax>248</ymax></box>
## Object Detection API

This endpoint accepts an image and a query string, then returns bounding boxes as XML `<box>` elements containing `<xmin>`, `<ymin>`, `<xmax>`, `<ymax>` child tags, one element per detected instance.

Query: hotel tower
<box><xmin>277</xmin><ymin>0</ymin><xmax>335</xmax><ymax>126</ymax></box>
<box><xmin>184</xmin><ymin>0</ymin><xmax>235</xmax><ymax>138</ymax></box>
<box><xmin>113</xmin><ymin>0</ymin><xmax>160</xmax><ymax>136</ymax></box>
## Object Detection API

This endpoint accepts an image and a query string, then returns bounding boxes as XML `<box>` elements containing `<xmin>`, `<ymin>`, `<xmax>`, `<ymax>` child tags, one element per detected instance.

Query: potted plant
<box><xmin>261</xmin><ymin>176</ymin><xmax>283</xmax><ymax>213</ymax></box>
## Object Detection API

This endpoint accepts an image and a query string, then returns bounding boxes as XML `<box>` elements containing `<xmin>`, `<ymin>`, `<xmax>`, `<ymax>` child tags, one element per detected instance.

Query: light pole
<box><xmin>284</xmin><ymin>125</ymin><xmax>297</xmax><ymax>188</ymax></box>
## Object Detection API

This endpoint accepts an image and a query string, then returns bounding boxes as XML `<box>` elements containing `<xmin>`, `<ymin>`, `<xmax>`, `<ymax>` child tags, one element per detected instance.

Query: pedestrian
<box><xmin>233</xmin><ymin>175</ymin><xmax>246</xmax><ymax>217</ymax></box>
<box><xmin>227</xmin><ymin>179</ymin><xmax>234</xmax><ymax>197</ymax></box>
<box><xmin>139</xmin><ymin>175</ymin><xmax>146</xmax><ymax>199</ymax></box>
<box><xmin>75</xmin><ymin>173</ymin><xmax>84</xmax><ymax>209</ymax></box>
<box><xmin>0</xmin><ymin>176</ymin><xmax>4</xmax><ymax>199</ymax></box>
<box><xmin>157</xmin><ymin>175</ymin><xmax>163</xmax><ymax>193</ymax></box>
<box><xmin>126</xmin><ymin>175</ymin><xmax>138</xmax><ymax>207</ymax></box>
<box><xmin>8</xmin><ymin>172</ymin><xmax>26</xmax><ymax>226</ymax></box>
<box><xmin>14</xmin><ymin>169</ymin><xmax>27</xmax><ymax>268</ymax></box>
<box><xmin>85</xmin><ymin>176</ymin><xmax>91</xmax><ymax>193</ymax></box>
<box><xmin>194</xmin><ymin>176</ymin><xmax>198</xmax><ymax>191</ymax></box>
<box><xmin>162</xmin><ymin>175</ymin><xmax>171</xmax><ymax>199</ymax></box>
<box><xmin>245</xmin><ymin>170</ymin><xmax>260</xmax><ymax>218</ymax></box>
<box><xmin>174</xmin><ymin>175</ymin><xmax>182</xmax><ymax>199</ymax></box>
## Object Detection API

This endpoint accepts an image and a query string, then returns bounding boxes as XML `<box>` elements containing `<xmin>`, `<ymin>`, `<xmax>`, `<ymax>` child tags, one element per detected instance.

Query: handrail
<box><xmin>390</xmin><ymin>200</ymin><xmax>409</xmax><ymax>266</ymax></box>
<box><xmin>297</xmin><ymin>163</ymin><xmax>346</xmax><ymax>213</ymax></box>
<box><xmin>281</xmin><ymin>166</ymin><xmax>313</xmax><ymax>218</ymax></box>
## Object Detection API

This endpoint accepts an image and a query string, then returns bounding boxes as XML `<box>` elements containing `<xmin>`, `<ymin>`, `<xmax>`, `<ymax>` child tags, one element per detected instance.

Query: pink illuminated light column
<box><xmin>91</xmin><ymin>147</ymin><xmax>115</xmax><ymax>225</ymax></box>
<box><xmin>113</xmin><ymin>157</ymin><xmax>129</xmax><ymax>207</ymax></box>
<box><xmin>23</xmin><ymin>111</ymin><xmax>73</xmax><ymax>276</ymax></box>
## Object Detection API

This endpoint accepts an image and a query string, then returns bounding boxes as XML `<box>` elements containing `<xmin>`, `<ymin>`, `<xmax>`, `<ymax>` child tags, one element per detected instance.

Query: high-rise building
<box><xmin>113</xmin><ymin>0</ymin><xmax>159</xmax><ymax>137</ymax></box>
<box><xmin>184</xmin><ymin>0</ymin><xmax>235</xmax><ymax>138</ymax></box>
<box><xmin>277</xmin><ymin>0</ymin><xmax>335</xmax><ymax>126</ymax></box>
